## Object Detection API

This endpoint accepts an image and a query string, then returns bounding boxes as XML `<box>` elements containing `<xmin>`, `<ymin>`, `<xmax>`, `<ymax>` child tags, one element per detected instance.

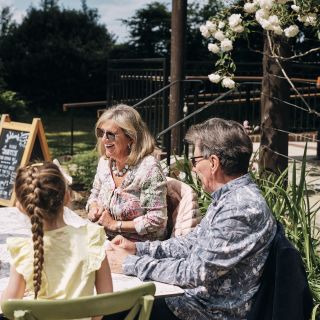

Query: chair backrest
<box><xmin>247</xmin><ymin>222</ymin><xmax>313</xmax><ymax>320</ymax></box>
<box><xmin>166</xmin><ymin>177</ymin><xmax>202</xmax><ymax>238</ymax></box>
<box><xmin>1</xmin><ymin>283</ymin><xmax>155</xmax><ymax>320</ymax></box>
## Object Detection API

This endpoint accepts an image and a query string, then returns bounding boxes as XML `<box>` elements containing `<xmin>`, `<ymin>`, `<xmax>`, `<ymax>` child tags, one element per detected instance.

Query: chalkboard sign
<box><xmin>0</xmin><ymin>115</ymin><xmax>51</xmax><ymax>206</ymax></box>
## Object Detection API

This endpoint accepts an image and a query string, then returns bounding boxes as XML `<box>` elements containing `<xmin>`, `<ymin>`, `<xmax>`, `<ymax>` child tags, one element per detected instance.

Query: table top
<box><xmin>0</xmin><ymin>206</ymin><xmax>184</xmax><ymax>298</ymax></box>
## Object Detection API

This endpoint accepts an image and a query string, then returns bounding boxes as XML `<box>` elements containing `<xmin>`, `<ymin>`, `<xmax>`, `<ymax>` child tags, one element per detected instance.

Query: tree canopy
<box><xmin>0</xmin><ymin>0</ymin><xmax>115</xmax><ymax>113</ymax></box>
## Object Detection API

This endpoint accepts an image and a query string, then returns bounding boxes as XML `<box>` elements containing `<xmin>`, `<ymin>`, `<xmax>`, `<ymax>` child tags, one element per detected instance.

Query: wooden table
<box><xmin>0</xmin><ymin>207</ymin><xmax>183</xmax><ymax>298</ymax></box>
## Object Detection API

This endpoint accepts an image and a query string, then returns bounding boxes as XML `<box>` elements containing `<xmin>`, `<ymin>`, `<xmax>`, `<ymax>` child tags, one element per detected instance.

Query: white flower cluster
<box><xmin>201</xmin><ymin>0</ymin><xmax>319</xmax><ymax>88</ymax></box>
<box><xmin>208</xmin><ymin>74</ymin><xmax>236</xmax><ymax>88</ymax></box>
<box><xmin>243</xmin><ymin>0</ymin><xmax>319</xmax><ymax>37</ymax></box>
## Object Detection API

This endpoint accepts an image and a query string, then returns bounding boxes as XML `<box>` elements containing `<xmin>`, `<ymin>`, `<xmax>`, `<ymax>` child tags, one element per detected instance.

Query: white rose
<box><xmin>199</xmin><ymin>25</ymin><xmax>210</xmax><ymax>38</ymax></box>
<box><xmin>255</xmin><ymin>9</ymin><xmax>270</xmax><ymax>23</ymax></box>
<box><xmin>222</xmin><ymin>77</ymin><xmax>236</xmax><ymax>89</ymax></box>
<box><xmin>208</xmin><ymin>43</ymin><xmax>220</xmax><ymax>54</ymax></box>
<box><xmin>268</xmin><ymin>15</ymin><xmax>279</xmax><ymax>25</ymax></box>
<box><xmin>218</xmin><ymin>21</ymin><xmax>226</xmax><ymax>29</ymax></box>
<box><xmin>297</xmin><ymin>15</ymin><xmax>306</xmax><ymax>22</ymax></box>
<box><xmin>206</xmin><ymin>20</ymin><xmax>217</xmax><ymax>33</ymax></box>
<box><xmin>260</xmin><ymin>19</ymin><xmax>273</xmax><ymax>30</ymax></box>
<box><xmin>228</xmin><ymin>14</ymin><xmax>242</xmax><ymax>28</ymax></box>
<box><xmin>258</xmin><ymin>0</ymin><xmax>274</xmax><ymax>10</ymax></box>
<box><xmin>273</xmin><ymin>26</ymin><xmax>283</xmax><ymax>35</ymax></box>
<box><xmin>291</xmin><ymin>5</ymin><xmax>300</xmax><ymax>12</ymax></box>
<box><xmin>221</xmin><ymin>38</ymin><xmax>233</xmax><ymax>52</ymax></box>
<box><xmin>208</xmin><ymin>73</ymin><xmax>221</xmax><ymax>83</ymax></box>
<box><xmin>244</xmin><ymin>3</ymin><xmax>257</xmax><ymax>13</ymax></box>
<box><xmin>214</xmin><ymin>30</ymin><xmax>225</xmax><ymax>41</ymax></box>
<box><xmin>232</xmin><ymin>24</ymin><xmax>245</xmax><ymax>33</ymax></box>
<box><xmin>304</xmin><ymin>13</ymin><xmax>317</xmax><ymax>26</ymax></box>
<box><xmin>284</xmin><ymin>24</ymin><xmax>299</xmax><ymax>37</ymax></box>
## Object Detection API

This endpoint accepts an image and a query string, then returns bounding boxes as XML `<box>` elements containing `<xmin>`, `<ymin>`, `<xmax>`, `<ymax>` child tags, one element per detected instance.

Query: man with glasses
<box><xmin>106</xmin><ymin>118</ymin><xmax>277</xmax><ymax>320</ymax></box>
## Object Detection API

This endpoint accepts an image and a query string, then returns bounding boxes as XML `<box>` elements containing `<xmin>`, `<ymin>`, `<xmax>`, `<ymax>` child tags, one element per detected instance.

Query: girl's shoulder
<box><xmin>7</xmin><ymin>237</ymin><xmax>33</xmax><ymax>278</ymax></box>
<box><xmin>7</xmin><ymin>236</ymin><xmax>31</xmax><ymax>253</ymax></box>
<box><xmin>85</xmin><ymin>223</ymin><xmax>106</xmax><ymax>245</ymax></box>
<box><xmin>85</xmin><ymin>223</ymin><xmax>106</xmax><ymax>274</ymax></box>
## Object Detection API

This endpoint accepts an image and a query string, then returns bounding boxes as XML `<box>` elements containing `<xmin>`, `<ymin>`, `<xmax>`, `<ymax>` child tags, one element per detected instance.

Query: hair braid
<box><xmin>30</xmin><ymin>211</ymin><xmax>44</xmax><ymax>299</ymax></box>
<box><xmin>15</xmin><ymin>162</ymin><xmax>67</xmax><ymax>299</ymax></box>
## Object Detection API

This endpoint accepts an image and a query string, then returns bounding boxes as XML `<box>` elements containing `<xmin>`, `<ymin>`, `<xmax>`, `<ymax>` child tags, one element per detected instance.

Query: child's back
<box><xmin>7</xmin><ymin>223</ymin><xmax>106</xmax><ymax>299</ymax></box>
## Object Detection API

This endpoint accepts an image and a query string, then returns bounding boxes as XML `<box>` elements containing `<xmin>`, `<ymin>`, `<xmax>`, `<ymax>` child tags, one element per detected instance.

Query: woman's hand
<box><xmin>88</xmin><ymin>204</ymin><xmax>104</xmax><ymax>222</ymax></box>
<box><xmin>98</xmin><ymin>209</ymin><xmax>118</xmax><ymax>231</ymax></box>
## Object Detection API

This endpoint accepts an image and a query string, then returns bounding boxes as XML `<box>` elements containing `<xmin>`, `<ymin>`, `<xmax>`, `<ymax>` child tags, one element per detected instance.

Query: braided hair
<box><xmin>14</xmin><ymin>162</ymin><xmax>66</xmax><ymax>299</ymax></box>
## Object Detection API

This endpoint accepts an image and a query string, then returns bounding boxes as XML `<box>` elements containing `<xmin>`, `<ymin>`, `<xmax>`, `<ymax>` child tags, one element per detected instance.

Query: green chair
<box><xmin>1</xmin><ymin>283</ymin><xmax>155</xmax><ymax>320</ymax></box>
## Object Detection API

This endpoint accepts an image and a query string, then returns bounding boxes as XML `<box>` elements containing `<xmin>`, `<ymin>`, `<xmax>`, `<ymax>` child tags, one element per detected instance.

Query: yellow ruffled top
<box><xmin>7</xmin><ymin>223</ymin><xmax>106</xmax><ymax>300</ymax></box>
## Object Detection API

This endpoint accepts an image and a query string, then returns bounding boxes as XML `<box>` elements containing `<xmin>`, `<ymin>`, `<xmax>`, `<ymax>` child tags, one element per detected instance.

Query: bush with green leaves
<box><xmin>0</xmin><ymin>90</ymin><xmax>27</xmax><ymax>118</ymax></box>
<box><xmin>65</xmin><ymin>149</ymin><xmax>98</xmax><ymax>191</ymax></box>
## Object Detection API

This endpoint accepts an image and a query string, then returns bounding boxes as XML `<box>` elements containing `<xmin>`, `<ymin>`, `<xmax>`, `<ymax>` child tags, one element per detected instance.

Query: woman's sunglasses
<box><xmin>96</xmin><ymin>128</ymin><xmax>117</xmax><ymax>141</ymax></box>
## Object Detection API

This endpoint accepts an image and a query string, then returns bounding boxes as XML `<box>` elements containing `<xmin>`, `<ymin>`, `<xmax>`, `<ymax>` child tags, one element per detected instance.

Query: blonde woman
<box><xmin>87</xmin><ymin>105</ymin><xmax>167</xmax><ymax>242</ymax></box>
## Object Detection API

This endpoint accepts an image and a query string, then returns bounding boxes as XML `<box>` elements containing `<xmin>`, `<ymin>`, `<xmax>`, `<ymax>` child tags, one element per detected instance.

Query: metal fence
<box><xmin>107</xmin><ymin>58</ymin><xmax>169</xmax><ymax>138</ymax></box>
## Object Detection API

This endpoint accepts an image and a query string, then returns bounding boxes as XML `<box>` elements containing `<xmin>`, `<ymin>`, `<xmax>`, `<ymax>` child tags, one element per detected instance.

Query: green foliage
<box><xmin>119</xmin><ymin>0</ymin><xmax>225</xmax><ymax>60</ymax></box>
<box><xmin>0</xmin><ymin>90</ymin><xmax>27</xmax><ymax>118</ymax></box>
<box><xmin>0</xmin><ymin>6</ymin><xmax>15</xmax><ymax>37</ymax></box>
<box><xmin>253</xmin><ymin>148</ymin><xmax>320</xmax><ymax>317</ymax></box>
<box><xmin>0</xmin><ymin>2</ymin><xmax>115</xmax><ymax>113</ymax></box>
<box><xmin>65</xmin><ymin>149</ymin><xmax>98</xmax><ymax>191</ymax></box>
<box><xmin>121</xmin><ymin>2</ymin><xmax>171</xmax><ymax>58</ymax></box>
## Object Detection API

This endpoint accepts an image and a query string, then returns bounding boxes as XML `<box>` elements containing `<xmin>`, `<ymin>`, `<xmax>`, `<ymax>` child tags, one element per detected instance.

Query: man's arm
<box><xmin>136</xmin><ymin>224</ymin><xmax>200</xmax><ymax>259</ymax></box>
<box><xmin>124</xmin><ymin>203</ymin><xmax>275</xmax><ymax>288</ymax></box>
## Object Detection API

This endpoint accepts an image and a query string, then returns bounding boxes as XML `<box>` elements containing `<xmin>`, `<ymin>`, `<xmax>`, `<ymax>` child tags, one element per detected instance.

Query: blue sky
<box><xmin>0</xmin><ymin>0</ymin><xmax>172</xmax><ymax>43</ymax></box>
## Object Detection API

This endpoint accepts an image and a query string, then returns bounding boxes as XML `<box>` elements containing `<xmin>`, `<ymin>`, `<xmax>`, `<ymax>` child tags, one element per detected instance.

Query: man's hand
<box><xmin>106</xmin><ymin>243</ymin><xmax>131</xmax><ymax>274</ymax></box>
<box><xmin>111</xmin><ymin>235</ymin><xmax>137</xmax><ymax>255</ymax></box>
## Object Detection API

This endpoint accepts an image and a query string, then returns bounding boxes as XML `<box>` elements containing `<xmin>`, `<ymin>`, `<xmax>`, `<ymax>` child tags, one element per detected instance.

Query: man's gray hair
<box><xmin>185</xmin><ymin>118</ymin><xmax>253</xmax><ymax>175</ymax></box>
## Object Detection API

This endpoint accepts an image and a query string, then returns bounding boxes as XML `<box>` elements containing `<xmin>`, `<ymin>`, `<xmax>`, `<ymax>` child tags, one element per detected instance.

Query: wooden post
<box><xmin>169</xmin><ymin>0</ymin><xmax>187</xmax><ymax>155</ymax></box>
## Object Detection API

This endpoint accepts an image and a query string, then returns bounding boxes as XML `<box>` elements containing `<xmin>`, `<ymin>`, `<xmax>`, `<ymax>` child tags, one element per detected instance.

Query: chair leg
<box><xmin>138</xmin><ymin>295</ymin><xmax>154</xmax><ymax>320</ymax></box>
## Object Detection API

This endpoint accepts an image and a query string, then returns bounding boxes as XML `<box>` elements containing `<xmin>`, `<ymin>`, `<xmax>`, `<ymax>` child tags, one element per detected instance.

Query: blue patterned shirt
<box><xmin>123</xmin><ymin>174</ymin><xmax>276</xmax><ymax>320</ymax></box>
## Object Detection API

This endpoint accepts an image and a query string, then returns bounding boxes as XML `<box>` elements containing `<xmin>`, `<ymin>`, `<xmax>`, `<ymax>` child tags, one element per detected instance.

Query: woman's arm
<box><xmin>1</xmin><ymin>265</ymin><xmax>26</xmax><ymax>301</ymax></box>
<box><xmin>133</xmin><ymin>163</ymin><xmax>167</xmax><ymax>236</ymax></box>
<box><xmin>87</xmin><ymin>159</ymin><xmax>104</xmax><ymax>221</ymax></box>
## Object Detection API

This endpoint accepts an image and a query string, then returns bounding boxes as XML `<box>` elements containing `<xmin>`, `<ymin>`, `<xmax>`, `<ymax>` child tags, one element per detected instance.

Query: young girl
<box><xmin>1</xmin><ymin>162</ymin><xmax>113</xmax><ymax>319</ymax></box>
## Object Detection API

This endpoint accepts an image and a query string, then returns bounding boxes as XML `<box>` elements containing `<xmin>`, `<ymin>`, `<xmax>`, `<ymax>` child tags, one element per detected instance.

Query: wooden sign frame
<box><xmin>0</xmin><ymin>114</ymin><xmax>51</xmax><ymax>206</ymax></box>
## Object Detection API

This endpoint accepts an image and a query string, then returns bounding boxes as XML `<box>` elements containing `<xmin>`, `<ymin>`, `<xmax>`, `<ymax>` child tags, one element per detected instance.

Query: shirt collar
<box><xmin>211</xmin><ymin>173</ymin><xmax>253</xmax><ymax>204</ymax></box>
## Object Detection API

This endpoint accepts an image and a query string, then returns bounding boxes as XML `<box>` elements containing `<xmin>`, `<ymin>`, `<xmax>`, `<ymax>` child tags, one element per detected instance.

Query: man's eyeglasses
<box><xmin>96</xmin><ymin>128</ymin><xmax>117</xmax><ymax>141</ymax></box>
<box><xmin>190</xmin><ymin>156</ymin><xmax>206</xmax><ymax>167</ymax></box>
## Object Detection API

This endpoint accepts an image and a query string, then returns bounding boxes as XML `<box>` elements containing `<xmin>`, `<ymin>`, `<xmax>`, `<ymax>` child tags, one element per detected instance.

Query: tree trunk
<box><xmin>259</xmin><ymin>33</ymin><xmax>290</xmax><ymax>174</ymax></box>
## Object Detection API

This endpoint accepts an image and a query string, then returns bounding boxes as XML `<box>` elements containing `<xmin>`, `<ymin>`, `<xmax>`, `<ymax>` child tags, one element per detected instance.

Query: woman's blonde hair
<box><xmin>14</xmin><ymin>162</ymin><xmax>67</xmax><ymax>299</ymax></box>
<box><xmin>95</xmin><ymin>104</ymin><xmax>155</xmax><ymax>165</ymax></box>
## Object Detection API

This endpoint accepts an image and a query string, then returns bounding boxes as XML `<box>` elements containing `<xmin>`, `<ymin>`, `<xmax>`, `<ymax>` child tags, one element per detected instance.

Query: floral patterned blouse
<box><xmin>87</xmin><ymin>155</ymin><xmax>168</xmax><ymax>241</ymax></box>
